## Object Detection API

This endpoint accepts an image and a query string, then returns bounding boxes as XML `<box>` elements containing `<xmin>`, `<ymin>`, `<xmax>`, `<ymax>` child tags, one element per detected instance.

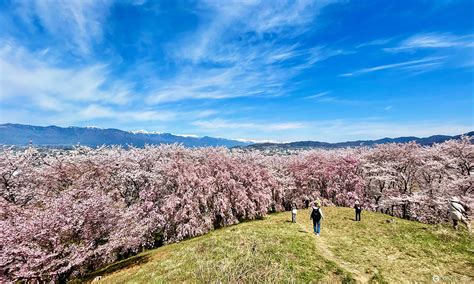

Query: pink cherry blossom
<box><xmin>0</xmin><ymin>137</ymin><xmax>472</xmax><ymax>281</ymax></box>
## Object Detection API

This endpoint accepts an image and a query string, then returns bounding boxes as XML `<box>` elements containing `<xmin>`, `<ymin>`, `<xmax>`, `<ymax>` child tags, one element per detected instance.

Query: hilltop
<box><xmin>79</xmin><ymin>207</ymin><xmax>473</xmax><ymax>283</ymax></box>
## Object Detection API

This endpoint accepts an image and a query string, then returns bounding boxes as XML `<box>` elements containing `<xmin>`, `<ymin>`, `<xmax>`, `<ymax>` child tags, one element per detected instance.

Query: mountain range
<box><xmin>0</xmin><ymin>123</ymin><xmax>472</xmax><ymax>149</ymax></box>
<box><xmin>245</xmin><ymin>132</ymin><xmax>474</xmax><ymax>150</ymax></box>
<box><xmin>0</xmin><ymin>123</ymin><xmax>249</xmax><ymax>148</ymax></box>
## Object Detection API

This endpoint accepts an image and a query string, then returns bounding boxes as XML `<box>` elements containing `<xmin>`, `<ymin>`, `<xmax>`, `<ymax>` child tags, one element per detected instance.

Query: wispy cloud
<box><xmin>306</xmin><ymin>91</ymin><xmax>331</xmax><ymax>99</ymax></box>
<box><xmin>385</xmin><ymin>33</ymin><xmax>474</xmax><ymax>52</ymax></box>
<box><xmin>192</xmin><ymin>119</ymin><xmax>306</xmax><ymax>131</ymax></box>
<box><xmin>316</xmin><ymin>96</ymin><xmax>363</xmax><ymax>105</ymax></box>
<box><xmin>305</xmin><ymin>91</ymin><xmax>363</xmax><ymax>105</ymax></box>
<box><xmin>340</xmin><ymin>56</ymin><xmax>445</xmax><ymax>77</ymax></box>
<box><xmin>356</xmin><ymin>38</ymin><xmax>393</xmax><ymax>48</ymax></box>
<box><xmin>145</xmin><ymin>66</ymin><xmax>286</xmax><ymax>104</ymax></box>
<box><xmin>0</xmin><ymin>41</ymin><xmax>208</xmax><ymax>125</ymax></box>
<box><xmin>0</xmin><ymin>42</ymin><xmax>134</xmax><ymax>108</ymax></box>
<box><xmin>145</xmin><ymin>0</ymin><xmax>343</xmax><ymax>104</ymax></box>
<box><xmin>15</xmin><ymin>0</ymin><xmax>112</xmax><ymax>55</ymax></box>
<box><xmin>78</xmin><ymin>104</ymin><xmax>177</xmax><ymax>121</ymax></box>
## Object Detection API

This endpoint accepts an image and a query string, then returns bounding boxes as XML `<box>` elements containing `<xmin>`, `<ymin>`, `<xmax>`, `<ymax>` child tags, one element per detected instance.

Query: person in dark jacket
<box><xmin>354</xmin><ymin>200</ymin><xmax>362</xmax><ymax>221</ymax></box>
<box><xmin>310</xmin><ymin>200</ymin><xmax>324</xmax><ymax>236</ymax></box>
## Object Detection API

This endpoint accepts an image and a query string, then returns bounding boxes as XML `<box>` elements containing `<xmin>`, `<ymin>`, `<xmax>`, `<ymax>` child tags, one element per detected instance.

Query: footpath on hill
<box><xmin>297</xmin><ymin>222</ymin><xmax>369</xmax><ymax>282</ymax></box>
<box><xmin>297</xmin><ymin>207</ymin><xmax>473</xmax><ymax>282</ymax></box>
<box><xmin>84</xmin><ymin>207</ymin><xmax>473</xmax><ymax>283</ymax></box>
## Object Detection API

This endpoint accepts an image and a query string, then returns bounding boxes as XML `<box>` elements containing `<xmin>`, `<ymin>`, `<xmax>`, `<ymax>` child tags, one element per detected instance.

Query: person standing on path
<box><xmin>449</xmin><ymin>197</ymin><xmax>472</xmax><ymax>233</ymax></box>
<box><xmin>291</xmin><ymin>203</ymin><xmax>297</xmax><ymax>223</ymax></box>
<box><xmin>354</xmin><ymin>200</ymin><xmax>362</xmax><ymax>221</ymax></box>
<box><xmin>310</xmin><ymin>200</ymin><xmax>324</xmax><ymax>236</ymax></box>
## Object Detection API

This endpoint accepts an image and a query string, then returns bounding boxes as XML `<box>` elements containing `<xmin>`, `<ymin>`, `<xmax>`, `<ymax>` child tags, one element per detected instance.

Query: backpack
<box><xmin>311</xmin><ymin>207</ymin><xmax>322</xmax><ymax>221</ymax></box>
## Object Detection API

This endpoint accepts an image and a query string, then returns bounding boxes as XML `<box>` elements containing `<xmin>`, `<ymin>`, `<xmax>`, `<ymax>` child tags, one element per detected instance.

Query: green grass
<box><xmin>299</xmin><ymin>207</ymin><xmax>474</xmax><ymax>283</ymax></box>
<box><xmin>79</xmin><ymin>207</ymin><xmax>473</xmax><ymax>283</ymax></box>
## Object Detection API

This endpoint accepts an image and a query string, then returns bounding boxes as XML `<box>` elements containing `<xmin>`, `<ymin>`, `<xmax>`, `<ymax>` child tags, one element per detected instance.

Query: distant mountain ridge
<box><xmin>0</xmin><ymin>123</ymin><xmax>472</xmax><ymax>149</ymax></box>
<box><xmin>244</xmin><ymin>132</ymin><xmax>474</xmax><ymax>150</ymax></box>
<box><xmin>0</xmin><ymin>123</ymin><xmax>250</xmax><ymax>148</ymax></box>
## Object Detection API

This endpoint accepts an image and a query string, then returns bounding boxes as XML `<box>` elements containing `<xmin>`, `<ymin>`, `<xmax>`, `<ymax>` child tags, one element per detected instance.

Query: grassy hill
<box><xmin>79</xmin><ymin>207</ymin><xmax>473</xmax><ymax>283</ymax></box>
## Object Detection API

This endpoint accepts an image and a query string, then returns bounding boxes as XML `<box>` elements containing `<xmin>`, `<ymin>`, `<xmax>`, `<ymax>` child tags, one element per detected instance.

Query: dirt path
<box><xmin>297</xmin><ymin>223</ymin><xmax>370</xmax><ymax>283</ymax></box>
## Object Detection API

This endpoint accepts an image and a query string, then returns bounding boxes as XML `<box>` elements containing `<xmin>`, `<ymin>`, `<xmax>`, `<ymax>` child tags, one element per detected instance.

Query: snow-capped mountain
<box><xmin>0</xmin><ymin>123</ymin><xmax>250</xmax><ymax>148</ymax></box>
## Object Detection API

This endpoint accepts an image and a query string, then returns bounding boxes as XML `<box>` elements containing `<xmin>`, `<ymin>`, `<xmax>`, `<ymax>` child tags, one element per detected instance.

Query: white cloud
<box><xmin>78</xmin><ymin>104</ymin><xmax>176</xmax><ymax>122</ymax></box>
<box><xmin>0</xmin><ymin>42</ymin><xmax>134</xmax><ymax>109</ymax></box>
<box><xmin>316</xmin><ymin>96</ymin><xmax>363</xmax><ymax>105</ymax></box>
<box><xmin>340</xmin><ymin>57</ymin><xmax>445</xmax><ymax>77</ymax></box>
<box><xmin>15</xmin><ymin>0</ymin><xmax>112</xmax><ymax>55</ymax></box>
<box><xmin>78</xmin><ymin>104</ymin><xmax>114</xmax><ymax>119</ymax></box>
<box><xmin>306</xmin><ymin>91</ymin><xmax>331</xmax><ymax>99</ymax></box>
<box><xmin>0</xmin><ymin>42</ymin><xmax>190</xmax><ymax>125</ymax></box>
<box><xmin>181</xmin><ymin>0</ymin><xmax>331</xmax><ymax>63</ymax></box>
<box><xmin>0</xmin><ymin>40</ymin><xmax>223</xmax><ymax>125</ymax></box>
<box><xmin>305</xmin><ymin>91</ymin><xmax>363</xmax><ymax>105</ymax></box>
<box><xmin>191</xmin><ymin>119</ymin><xmax>306</xmax><ymax>131</ymax></box>
<box><xmin>146</xmin><ymin>0</ymin><xmax>343</xmax><ymax>104</ymax></box>
<box><xmin>193</xmin><ymin>110</ymin><xmax>219</xmax><ymax>118</ymax></box>
<box><xmin>270</xmin><ymin>122</ymin><xmax>307</xmax><ymax>130</ymax></box>
<box><xmin>205</xmin><ymin>0</ymin><xmax>336</xmax><ymax>36</ymax></box>
<box><xmin>356</xmin><ymin>38</ymin><xmax>393</xmax><ymax>48</ymax></box>
<box><xmin>385</xmin><ymin>33</ymin><xmax>474</xmax><ymax>52</ymax></box>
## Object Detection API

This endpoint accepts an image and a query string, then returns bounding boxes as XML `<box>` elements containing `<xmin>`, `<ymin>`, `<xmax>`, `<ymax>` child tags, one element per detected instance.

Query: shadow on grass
<box><xmin>74</xmin><ymin>254</ymin><xmax>152</xmax><ymax>283</ymax></box>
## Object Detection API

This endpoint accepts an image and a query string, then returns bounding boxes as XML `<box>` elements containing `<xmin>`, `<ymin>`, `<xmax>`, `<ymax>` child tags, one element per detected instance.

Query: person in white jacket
<box><xmin>291</xmin><ymin>203</ymin><xmax>297</xmax><ymax>223</ymax></box>
<box><xmin>449</xmin><ymin>197</ymin><xmax>471</xmax><ymax>233</ymax></box>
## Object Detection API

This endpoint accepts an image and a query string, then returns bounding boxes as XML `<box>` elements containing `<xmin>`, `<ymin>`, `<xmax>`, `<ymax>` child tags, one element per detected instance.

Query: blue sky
<box><xmin>0</xmin><ymin>0</ymin><xmax>473</xmax><ymax>142</ymax></box>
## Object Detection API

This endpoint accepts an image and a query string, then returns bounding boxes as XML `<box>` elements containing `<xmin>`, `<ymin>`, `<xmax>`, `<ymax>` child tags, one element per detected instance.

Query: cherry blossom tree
<box><xmin>0</xmin><ymin>137</ymin><xmax>472</xmax><ymax>281</ymax></box>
